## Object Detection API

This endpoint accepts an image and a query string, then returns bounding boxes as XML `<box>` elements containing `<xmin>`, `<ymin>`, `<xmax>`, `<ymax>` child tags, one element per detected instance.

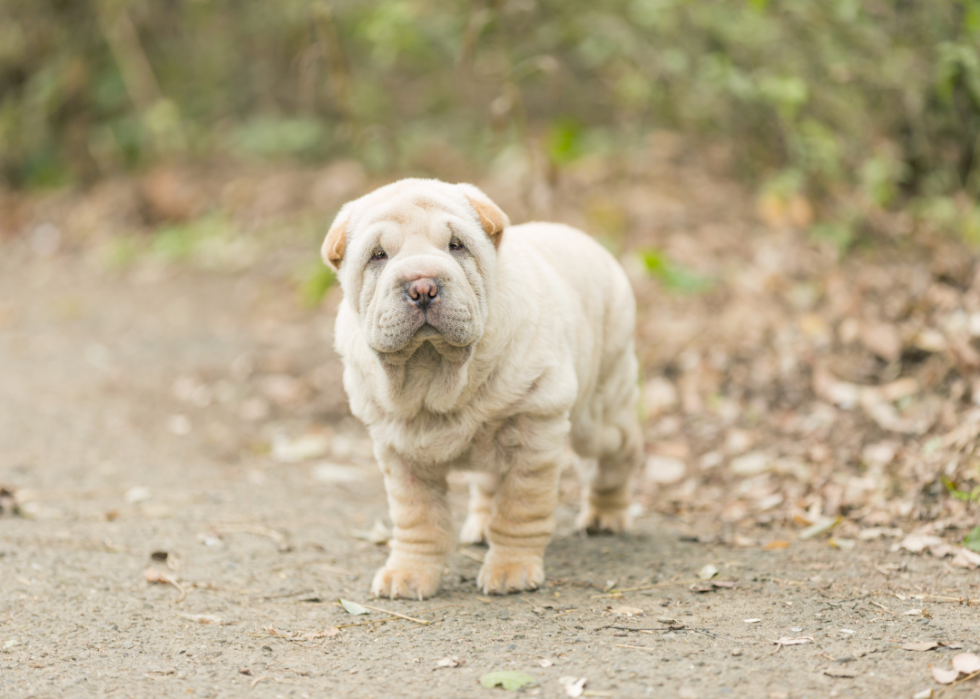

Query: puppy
<box><xmin>322</xmin><ymin>178</ymin><xmax>642</xmax><ymax>599</ymax></box>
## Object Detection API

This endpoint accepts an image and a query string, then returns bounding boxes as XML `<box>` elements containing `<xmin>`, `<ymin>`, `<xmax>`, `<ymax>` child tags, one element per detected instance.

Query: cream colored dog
<box><xmin>322</xmin><ymin>178</ymin><xmax>642</xmax><ymax>599</ymax></box>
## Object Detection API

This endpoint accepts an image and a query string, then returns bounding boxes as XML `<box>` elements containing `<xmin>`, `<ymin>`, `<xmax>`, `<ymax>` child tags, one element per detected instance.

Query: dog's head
<box><xmin>322</xmin><ymin>179</ymin><xmax>508</xmax><ymax>360</ymax></box>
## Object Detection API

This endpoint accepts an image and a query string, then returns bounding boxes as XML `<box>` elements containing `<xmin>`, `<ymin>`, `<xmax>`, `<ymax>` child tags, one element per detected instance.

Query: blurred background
<box><xmin>4</xmin><ymin>1</ymin><xmax>980</xmax><ymax>550</ymax></box>
<box><xmin>3</xmin><ymin>0</ymin><xmax>980</xmax><ymax>234</ymax></box>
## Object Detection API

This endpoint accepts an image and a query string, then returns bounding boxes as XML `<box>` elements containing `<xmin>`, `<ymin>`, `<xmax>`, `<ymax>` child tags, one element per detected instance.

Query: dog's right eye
<box><xmin>371</xmin><ymin>248</ymin><xmax>387</xmax><ymax>262</ymax></box>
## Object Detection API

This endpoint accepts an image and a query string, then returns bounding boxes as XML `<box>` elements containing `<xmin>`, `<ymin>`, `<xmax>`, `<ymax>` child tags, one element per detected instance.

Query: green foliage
<box><xmin>298</xmin><ymin>261</ymin><xmax>336</xmax><ymax>307</ymax></box>
<box><xmin>965</xmin><ymin>525</ymin><xmax>980</xmax><ymax>553</ymax></box>
<box><xmin>941</xmin><ymin>474</ymin><xmax>980</xmax><ymax>504</ymax></box>
<box><xmin>639</xmin><ymin>249</ymin><xmax>713</xmax><ymax>294</ymax></box>
<box><xmin>231</xmin><ymin>117</ymin><xmax>329</xmax><ymax>160</ymax></box>
<box><xmin>2</xmin><ymin>0</ymin><xmax>979</xmax><ymax>239</ymax></box>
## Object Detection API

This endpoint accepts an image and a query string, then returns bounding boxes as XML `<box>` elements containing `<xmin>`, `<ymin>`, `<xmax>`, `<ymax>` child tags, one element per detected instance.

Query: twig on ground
<box><xmin>590</xmin><ymin>579</ymin><xmax>699</xmax><ymax>598</ymax></box>
<box><xmin>357</xmin><ymin>603</ymin><xmax>429</xmax><ymax>624</ymax></box>
<box><xmin>212</xmin><ymin>524</ymin><xmax>292</xmax><ymax>551</ymax></box>
<box><xmin>870</xmin><ymin>600</ymin><xmax>897</xmax><ymax>615</ymax></box>
<box><xmin>935</xmin><ymin>668</ymin><xmax>980</xmax><ymax>695</ymax></box>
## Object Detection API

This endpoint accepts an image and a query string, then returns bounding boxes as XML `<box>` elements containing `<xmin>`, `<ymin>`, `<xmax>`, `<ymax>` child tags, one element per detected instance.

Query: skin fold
<box><xmin>322</xmin><ymin>178</ymin><xmax>642</xmax><ymax>600</ymax></box>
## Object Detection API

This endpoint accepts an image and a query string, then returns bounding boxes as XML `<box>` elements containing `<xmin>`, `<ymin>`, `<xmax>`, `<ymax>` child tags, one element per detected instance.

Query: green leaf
<box><xmin>639</xmin><ymin>249</ymin><xmax>713</xmax><ymax>294</ymax></box>
<box><xmin>300</xmin><ymin>263</ymin><xmax>336</xmax><ymax>307</ymax></box>
<box><xmin>964</xmin><ymin>526</ymin><xmax>980</xmax><ymax>553</ymax></box>
<box><xmin>479</xmin><ymin>671</ymin><xmax>536</xmax><ymax>691</ymax></box>
<box><xmin>339</xmin><ymin>599</ymin><xmax>370</xmax><ymax>615</ymax></box>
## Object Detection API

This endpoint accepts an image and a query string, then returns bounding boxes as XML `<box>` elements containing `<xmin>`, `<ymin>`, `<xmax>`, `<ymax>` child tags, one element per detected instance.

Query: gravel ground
<box><xmin>2</xmin><ymin>231</ymin><xmax>978</xmax><ymax>699</ymax></box>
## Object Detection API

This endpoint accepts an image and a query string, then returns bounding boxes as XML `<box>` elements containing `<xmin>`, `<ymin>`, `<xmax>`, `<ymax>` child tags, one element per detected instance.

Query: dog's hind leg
<box><xmin>575</xmin><ymin>351</ymin><xmax>643</xmax><ymax>535</ymax></box>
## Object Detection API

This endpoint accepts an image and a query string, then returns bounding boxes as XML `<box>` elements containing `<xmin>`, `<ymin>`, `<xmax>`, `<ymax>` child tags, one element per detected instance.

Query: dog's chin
<box><xmin>371</xmin><ymin>322</ymin><xmax>477</xmax><ymax>365</ymax></box>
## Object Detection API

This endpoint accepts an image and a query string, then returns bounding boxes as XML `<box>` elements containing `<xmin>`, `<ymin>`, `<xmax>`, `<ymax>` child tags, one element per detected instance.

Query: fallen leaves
<box><xmin>772</xmin><ymin>636</ymin><xmax>813</xmax><ymax>647</ymax></box>
<box><xmin>608</xmin><ymin>606</ymin><xmax>644</xmax><ymax>617</ymax></box>
<box><xmin>931</xmin><ymin>666</ymin><xmax>960</xmax><ymax>684</ymax></box>
<box><xmin>763</xmin><ymin>540</ymin><xmax>791</xmax><ymax>550</ymax></box>
<box><xmin>436</xmin><ymin>656</ymin><xmax>462</xmax><ymax>668</ymax></box>
<box><xmin>560</xmin><ymin>676</ymin><xmax>587</xmax><ymax>697</ymax></box>
<box><xmin>271</xmin><ymin>432</ymin><xmax>329</xmax><ymax>463</ymax></box>
<box><xmin>894</xmin><ymin>533</ymin><xmax>980</xmax><ymax>569</ymax></box>
<box><xmin>928</xmin><ymin>653</ymin><xmax>980</xmax><ymax>686</ymax></box>
<box><xmin>698</xmin><ymin>564</ymin><xmax>719</xmax><ymax>580</ymax></box>
<box><xmin>479</xmin><ymin>671</ymin><xmax>536</xmax><ymax>691</ymax></box>
<box><xmin>689</xmin><ymin>580</ymin><xmax>736</xmax><ymax>593</ymax></box>
<box><xmin>143</xmin><ymin>567</ymin><xmax>186</xmax><ymax>602</ymax></box>
<box><xmin>175</xmin><ymin>613</ymin><xmax>226</xmax><ymax>625</ymax></box>
<box><xmin>798</xmin><ymin>516</ymin><xmax>842</xmax><ymax>540</ymax></box>
<box><xmin>953</xmin><ymin>654</ymin><xmax>980</xmax><ymax>674</ymax></box>
<box><xmin>904</xmin><ymin>642</ymin><xmax>940</xmax><ymax>652</ymax></box>
<box><xmin>339</xmin><ymin>599</ymin><xmax>370</xmax><ymax>616</ymax></box>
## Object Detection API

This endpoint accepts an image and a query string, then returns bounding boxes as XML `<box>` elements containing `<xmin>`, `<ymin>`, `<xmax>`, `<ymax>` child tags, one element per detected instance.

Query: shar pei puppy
<box><xmin>321</xmin><ymin>178</ymin><xmax>642</xmax><ymax>599</ymax></box>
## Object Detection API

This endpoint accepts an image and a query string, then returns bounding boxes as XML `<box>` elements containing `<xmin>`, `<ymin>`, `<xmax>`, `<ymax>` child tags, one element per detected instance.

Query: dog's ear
<box><xmin>321</xmin><ymin>211</ymin><xmax>349</xmax><ymax>270</ymax></box>
<box><xmin>461</xmin><ymin>186</ymin><xmax>509</xmax><ymax>248</ymax></box>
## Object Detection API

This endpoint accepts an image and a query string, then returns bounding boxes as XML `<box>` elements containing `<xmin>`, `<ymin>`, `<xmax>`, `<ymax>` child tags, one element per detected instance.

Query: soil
<box><xmin>2</xmin><ymin>151</ymin><xmax>980</xmax><ymax>698</ymax></box>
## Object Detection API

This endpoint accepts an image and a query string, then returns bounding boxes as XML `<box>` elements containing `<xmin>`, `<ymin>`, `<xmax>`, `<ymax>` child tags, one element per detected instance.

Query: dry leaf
<box><xmin>895</xmin><ymin>535</ymin><xmax>948</xmax><ymax>556</ymax></box>
<box><xmin>951</xmin><ymin>548</ymin><xmax>980</xmax><ymax>569</ymax></box>
<box><xmin>799</xmin><ymin>516</ymin><xmax>842</xmax><ymax>540</ymax></box>
<box><xmin>773</xmin><ymin>637</ymin><xmax>813</xmax><ymax>646</ymax></box>
<box><xmin>437</xmin><ymin>656</ymin><xmax>462</xmax><ymax>668</ymax></box>
<box><xmin>952</xmin><ymin>653</ymin><xmax>980</xmax><ymax>674</ymax></box>
<box><xmin>480</xmin><ymin>671</ymin><xmax>536</xmax><ymax>691</ymax></box>
<box><xmin>609</xmin><ymin>606</ymin><xmax>644</xmax><ymax>617</ymax></box>
<box><xmin>561</xmin><ymin>677</ymin><xmax>587</xmax><ymax>698</ymax></box>
<box><xmin>903</xmin><ymin>642</ymin><xmax>939</xmax><ymax>652</ymax></box>
<box><xmin>538</xmin><ymin>659</ymin><xmax>554</xmax><ymax>668</ymax></box>
<box><xmin>143</xmin><ymin>567</ymin><xmax>176</xmax><ymax>584</ymax></box>
<box><xmin>931</xmin><ymin>666</ymin><xmax>959</xmax><ymax>684</ymax></box>
<box><xmin>764</xmin><ymin>540</ymin><xmax>791</xmax><ymax>550</ymax></box>
<box><xmin>271</xmin><ymin>433</ymin><xmax>329</xmax><ymax>463</ymax></box>
<box><xmin>697</xmin><ymin>564</ymin><xmax>719</xmax><ymax>580</ymax></box>
<box><xmin>645</xmin><ymin>456</ymin><xmax>686</xmax><ymax>484</ymax></box>
<box><xmin>176</xmin><ymin>613</ymin><xmax>224</xmax><ymax>625</ymax></box>
<box><xmin>339</xmin><ymin>599</ymin><xmax>370</xmax><ymax>615</ymax></box>
<box><xmin>859</xmin><ymin>322</ymin><xmax>901</xmax><ymax>363</ymax></box>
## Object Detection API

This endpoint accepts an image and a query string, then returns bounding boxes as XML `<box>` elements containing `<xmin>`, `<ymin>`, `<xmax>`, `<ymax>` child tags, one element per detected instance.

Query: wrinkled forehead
<box><xmin>350</xmin><ymin>184</ymin><xmax>473</xmax><ymax>233</ymax></box>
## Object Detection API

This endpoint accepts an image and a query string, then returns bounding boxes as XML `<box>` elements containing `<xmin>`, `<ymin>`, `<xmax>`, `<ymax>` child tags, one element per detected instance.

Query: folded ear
<box><xmin>461</xmin><ymin>186</ymin><xmax>509</xmax><ymax>248</ymax></box>
<box><xmin>321</xmin><ymin>211</ymin><xmax>349</xmax><ymax>270</ymax></box>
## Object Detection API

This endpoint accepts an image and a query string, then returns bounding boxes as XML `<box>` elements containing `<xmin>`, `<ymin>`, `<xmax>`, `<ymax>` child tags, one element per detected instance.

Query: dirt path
<box><xmin>2</xmin><ymin>162</ymin><xmax>980</xmax><ymax>698</ymax></box>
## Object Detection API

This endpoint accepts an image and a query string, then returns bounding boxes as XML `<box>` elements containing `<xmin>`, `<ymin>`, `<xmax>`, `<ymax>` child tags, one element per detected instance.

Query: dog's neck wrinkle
<box><xmin>378</xmin><ymin>341</ymin><xmax>473</xmax><ymax>416</ymax></box>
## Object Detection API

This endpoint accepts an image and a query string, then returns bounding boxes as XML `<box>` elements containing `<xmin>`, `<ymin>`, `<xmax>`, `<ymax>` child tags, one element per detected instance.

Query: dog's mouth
<box><xmin>414</xmin><ymin>323</ymin><xmax>442</xmax><ymax>340</ymax></box>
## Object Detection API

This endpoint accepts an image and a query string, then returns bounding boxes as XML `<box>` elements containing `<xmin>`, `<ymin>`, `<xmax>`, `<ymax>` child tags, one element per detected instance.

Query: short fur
<box><xmin>324</xmin><ymin>178</ymin><xmax>642</xmax><ymax>599</ymax></box>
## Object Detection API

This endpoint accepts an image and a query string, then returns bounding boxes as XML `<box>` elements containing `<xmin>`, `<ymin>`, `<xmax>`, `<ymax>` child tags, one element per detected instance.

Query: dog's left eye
<box><xmin>449</xmin><ymin>237</ymin><xmax>465</xmax><ymax>252</ymax></box>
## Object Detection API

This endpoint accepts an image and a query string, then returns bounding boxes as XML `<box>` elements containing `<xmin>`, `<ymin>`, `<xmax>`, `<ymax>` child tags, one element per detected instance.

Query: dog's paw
<box><xmin>576</xmin><ymin>504</ymin><xmax>631</xmax><ymax>535</ymax></box>
<box><xmin>478</xmin><ymin>552</ymin><xmax>544</xmax><ymax>595</ymax></box>
<box><xmin>371</xmin><ymin>560</ymin><xmax>442</xmax><ymax>600</ymax></box>
<box><xmin>459</xmin><ymin>512</ymin><xmax>489</xmax><ymax>545</ymax></box>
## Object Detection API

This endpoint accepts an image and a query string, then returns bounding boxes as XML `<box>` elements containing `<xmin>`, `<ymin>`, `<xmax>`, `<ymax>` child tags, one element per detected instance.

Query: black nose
<box><xmin>407</xmin><ymin>278</ymin><xmax>439</xmax><ymax>310</ymax></box>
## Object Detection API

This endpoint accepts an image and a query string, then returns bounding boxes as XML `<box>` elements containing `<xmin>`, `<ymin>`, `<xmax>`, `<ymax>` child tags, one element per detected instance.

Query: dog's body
<box><xmin>323</xmin><ymin>179</ymin><xmax>642</xmax><ymax>599</ymax></box>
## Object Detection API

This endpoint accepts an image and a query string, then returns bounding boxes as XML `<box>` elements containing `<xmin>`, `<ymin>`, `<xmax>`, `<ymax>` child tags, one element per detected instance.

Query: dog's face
<box><xmin>322</xmin><ymin>179</ymin><xmax>509</xmax><ymax>360</ymax></box>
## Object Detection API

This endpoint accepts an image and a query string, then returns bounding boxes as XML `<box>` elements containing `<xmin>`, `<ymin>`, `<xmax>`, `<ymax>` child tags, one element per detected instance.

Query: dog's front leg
<box><xmin>372</xmin><ymin>454</ymin><xmax>451</xmax><ymax>600</ymax></box>
<box><xmin>479</xmin><ymin>419</ymin><xmax>563</xmax><ymax>594</ymax></box>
